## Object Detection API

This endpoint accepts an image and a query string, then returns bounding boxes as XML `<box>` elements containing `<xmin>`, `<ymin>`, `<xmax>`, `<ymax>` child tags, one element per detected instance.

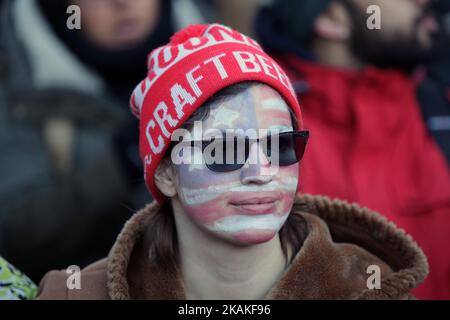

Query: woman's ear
<box><xmin>313</xmin><ymin>2</ymin><xmax>351</xmax><ymax>41</ymax></box>
<box><xmin>154</xmin><ymin>159</ymin><xmax>177</xmax><ymax>198</ymax></box>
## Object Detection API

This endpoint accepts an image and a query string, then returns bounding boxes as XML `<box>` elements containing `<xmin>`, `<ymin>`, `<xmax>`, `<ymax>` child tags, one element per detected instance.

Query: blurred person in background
<box><xmin>0</xmin><ymin>0</ymin><xmax>204</xmax><ymax>282</ymax></box>
<box><xmin>187</xmin><ymin>0</ymin><xmax>271</xmax><ymax>37</ymax></box>
<box><xmin>213</xmin><ymin>0</ymin><xmax>269</xmax><ymax>36</ymax></box>
<box><xmin>418</xmin><ymin>0</ymin><xmax>450</xmax><ymax>163</ymax></box>
<box><xmin>256</xmin><ymin>0</ymin><xmax>450</xmax><ymax>299</ymax></box>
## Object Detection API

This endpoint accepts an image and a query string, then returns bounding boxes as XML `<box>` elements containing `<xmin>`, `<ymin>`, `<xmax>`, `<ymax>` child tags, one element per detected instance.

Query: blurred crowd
<box><xmin>0</xmin><ymin>0</ymin><xmax>449</xmax><ymax>299</ymax></box>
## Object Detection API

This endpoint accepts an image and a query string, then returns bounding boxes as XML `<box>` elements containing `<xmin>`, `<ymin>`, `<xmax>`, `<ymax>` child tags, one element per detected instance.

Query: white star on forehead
<box><xmin>210</xmin><ymin>107</ymin><xmax>240</xmax><ymax>128</ymax></box>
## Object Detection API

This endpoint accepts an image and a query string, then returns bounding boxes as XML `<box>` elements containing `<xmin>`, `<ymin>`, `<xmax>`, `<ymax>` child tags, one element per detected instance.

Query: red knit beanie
<box><xmin>130</xmin><ymin>23</ymin><xmax>303</xmax><ymax>203</ymax></box>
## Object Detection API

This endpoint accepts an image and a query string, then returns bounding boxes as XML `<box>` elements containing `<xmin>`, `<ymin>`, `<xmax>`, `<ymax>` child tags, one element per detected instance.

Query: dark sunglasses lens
<box><xmin>295</xmin><ymin>134</ymin><xmax>308</xmax><ymax>162</ymax></box>
<box><xmin>204</xmin><ymin>137</ymin><xmax>247</xmax><ymax>172</ymax></box>
<box><xmin>203</xmin><ymin>132</ymin><xmax>308</xmax><ymax>172</ymax></box>
<box><xmin>278</xmin><ymin>134</ymin><xmax>297</xmax><ymax>166</ymax></box>
<box><xmin>270</xmin><ymin>133</ymin><xmax>307</xmax><ymax>166</ymax></box>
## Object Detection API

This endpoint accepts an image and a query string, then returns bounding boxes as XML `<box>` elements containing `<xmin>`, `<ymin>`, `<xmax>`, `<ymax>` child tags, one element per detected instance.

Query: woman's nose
<box><xmin>240</xmin><ymin>141</ymin><xmax>273</xmax><ymax>185</ymax></box>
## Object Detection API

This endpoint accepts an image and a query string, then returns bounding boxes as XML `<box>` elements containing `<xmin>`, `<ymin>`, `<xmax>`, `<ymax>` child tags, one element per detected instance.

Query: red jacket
<box><xmin>278</xmin><ymin>54</ymin><xmax>450</xmax><ymax>299</ymax></box>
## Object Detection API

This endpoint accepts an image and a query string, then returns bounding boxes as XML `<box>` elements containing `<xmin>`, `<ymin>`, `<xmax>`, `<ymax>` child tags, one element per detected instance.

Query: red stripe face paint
<box><xmin>171</xmin><ymin>84</ymin><xmax>299</xmax><ymax>245</ymax></box>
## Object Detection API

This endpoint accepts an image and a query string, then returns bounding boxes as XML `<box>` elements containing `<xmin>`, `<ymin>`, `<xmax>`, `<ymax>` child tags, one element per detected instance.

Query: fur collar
<box><xmin>106</xmin><ymin>194</ymin><xmax>428</xmax><ymax>299</ymax></box>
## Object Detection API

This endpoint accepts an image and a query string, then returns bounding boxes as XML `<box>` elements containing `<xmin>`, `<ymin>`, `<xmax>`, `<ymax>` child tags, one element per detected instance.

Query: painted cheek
<box><xmin>271</xmin><ymin>164</ymin><xmax>299</xmax><ymax>187</ymax></box>
<box><xmin>274</xmin><ymin>166</ymin><xmax>298</xmax><ymax>213</ymax></box>
<box><xmin>176</xmin><ymin>166</ymin><xmax>241</xmax><ymax>225</ymax></box>
<box><xmin>278</xmin><ymin>192</ymin><xmax>296</xmax><ymax>213</ymax></box>
<box><xmin>279</xmin><ymin>164</ymin><xmax>299</xmax><ymax>177</ymax></box>
<box><xmin>176</xmin><ymin>160</ymin><xmax>241</xmax><ymax>190</ymax></box>
<box><xmin>182</xmin><ymin>169</ymin><xmax>240</xmax><ymax>190</ymax></box>
<box><xmin>182</xmin><ymin>197</ymin><xmax>232</xmax><ymax>225</ymax></box>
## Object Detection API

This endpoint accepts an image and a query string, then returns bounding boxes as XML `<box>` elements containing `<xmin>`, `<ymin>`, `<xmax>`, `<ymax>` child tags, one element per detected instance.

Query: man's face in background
<box><xmin>342</xmin><ymin>0</ymin><xmax>440</xmax><ymax>69</ymax></box>
<box><xmin>71</xmin><ymin>0</ymin><xmax>160</xmax><ymax>50</ymax></box>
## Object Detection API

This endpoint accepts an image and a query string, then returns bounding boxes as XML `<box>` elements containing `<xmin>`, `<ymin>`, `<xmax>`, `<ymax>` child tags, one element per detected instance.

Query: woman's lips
<box><xmin>232</xmin><ymin>203</ymin><xmax>277</xmax><ymax>214</ymax></box>
<box><xmin>229</xmin><ymin>194</ymin><xmax>281</xmax><ymax>215</ymax></box>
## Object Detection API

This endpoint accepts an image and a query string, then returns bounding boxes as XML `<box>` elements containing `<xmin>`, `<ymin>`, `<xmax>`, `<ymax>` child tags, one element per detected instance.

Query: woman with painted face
<box><xmin>37</xmin><ymin>24</ymin><xmax>428</xmax><ymax>300</ymax></box>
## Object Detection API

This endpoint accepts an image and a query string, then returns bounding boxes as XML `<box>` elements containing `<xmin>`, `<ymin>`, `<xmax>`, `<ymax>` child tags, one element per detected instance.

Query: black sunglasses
<box><xmin>171</xmin><ymin>130</ymin><xmax>309</xmax><ymax>173</ymax></box>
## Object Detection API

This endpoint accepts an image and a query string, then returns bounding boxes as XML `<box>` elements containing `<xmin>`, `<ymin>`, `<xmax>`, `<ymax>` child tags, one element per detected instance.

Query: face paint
<box><xmin>205</xmin><ymin>212</ymin><xmax>290</xmax><ymax>243</ymax></box>
<box><xmin>172</xmin><ymin>84</ymin><xmax>299</xmax><ymax>245</ymax></box>
<box><xmin>180</xmin><ymin>177</ymin><xmax>298</xmax><ymax>206</ymax></box>
<box><xmin>210</xmin><ymin>106</ymin><xmax>240</xmax><ymax>128</ymax></box>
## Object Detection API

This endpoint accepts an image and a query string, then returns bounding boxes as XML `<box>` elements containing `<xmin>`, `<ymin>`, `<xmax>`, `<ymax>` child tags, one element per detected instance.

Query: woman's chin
<box><xmin>231</xmin><ymin>229</ymin><xmax>278</xmax><ymax>245</ymax></box>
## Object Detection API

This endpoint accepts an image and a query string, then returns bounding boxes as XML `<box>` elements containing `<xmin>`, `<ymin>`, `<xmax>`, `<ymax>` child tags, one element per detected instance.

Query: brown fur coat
<box><xmin>37</xmin><ymin>194</ymin><xmax>428</xmax><ymax>299</ymax></box>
